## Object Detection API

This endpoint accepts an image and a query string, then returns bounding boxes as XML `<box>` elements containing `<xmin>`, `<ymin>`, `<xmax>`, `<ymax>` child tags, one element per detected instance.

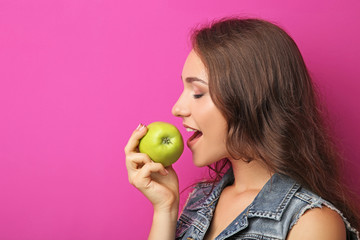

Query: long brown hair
<box><xmin>191</xmin><ymin>17</ymin><xmax>360</xmax><ymax>230</ymax></box>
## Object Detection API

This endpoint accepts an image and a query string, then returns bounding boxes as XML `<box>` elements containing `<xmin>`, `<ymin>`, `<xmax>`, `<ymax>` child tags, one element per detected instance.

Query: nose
<box><xmin>172</xmin><ymin>92</ymin><xmax>190</xmax><ymax>118</ymax></box>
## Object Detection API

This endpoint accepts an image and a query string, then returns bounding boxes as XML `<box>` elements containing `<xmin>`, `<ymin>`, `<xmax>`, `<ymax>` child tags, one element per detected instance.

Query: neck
<box><xmin>228</xmin><ymin>157</ymin><xmax>273</xmax><ymax>193</ymax></box>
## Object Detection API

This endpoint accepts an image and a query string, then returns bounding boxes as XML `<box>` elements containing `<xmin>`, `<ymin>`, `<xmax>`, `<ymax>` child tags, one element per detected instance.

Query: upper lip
<box><xmin>183</xmin><ymin>123</ymin><xmax>200</xmax><ymax>131</ymax></box>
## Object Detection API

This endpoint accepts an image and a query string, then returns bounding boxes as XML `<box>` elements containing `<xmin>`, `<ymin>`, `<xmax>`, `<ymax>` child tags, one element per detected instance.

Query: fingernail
<box><xmin>163</xmin><ymin>168</ymin><xmax>169</xmax><ymax>175</ymax></box>
<box><xmin>136</xmin><ymin>123</ymin><xmax>142</xmax><ymax>130</ymax></box>
<box><xmin>138</xmin><ymin>124</ymin><xmax>145</xmax><ymax>131</ymax></box>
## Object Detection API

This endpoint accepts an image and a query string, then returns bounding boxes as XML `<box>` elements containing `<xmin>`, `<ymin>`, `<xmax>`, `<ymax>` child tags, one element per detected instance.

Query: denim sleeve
<box><xmin>176</xmin><ymin>183</ymin><xmax>211</xmax><ymax>239</ymax></box>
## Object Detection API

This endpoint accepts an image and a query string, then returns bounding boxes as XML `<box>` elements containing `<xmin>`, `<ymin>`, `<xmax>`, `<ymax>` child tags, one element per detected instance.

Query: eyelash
<box><xmin>193</xmin><ymin>94</ymin><xmax>204</xmax><ymax>99</ymax></box>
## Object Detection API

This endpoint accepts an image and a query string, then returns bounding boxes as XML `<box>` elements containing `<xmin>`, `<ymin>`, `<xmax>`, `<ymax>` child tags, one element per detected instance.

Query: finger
<box><xmin>126</xmin><ymin>153</ymin><xmax>154</xmax><ymax>184</ymax></box>
<box><xmin>132</xmin><ymin>162</ymin><xmax>168</xmax><ymax>189</ymax></box>
<box><xmin>165</xmin><ymin>165</ymin><xmax>174</xmax><ymax>171</ymax></box>
<box><xmin>140</xmin><ymin>162</ymin><xmax>168</xmax><ymax>178</ymax></box>
<box><xmin>124</xmin><ymin>124</ymin><xmax>148</xmax><ymax>155</ymax></box>
<box><xmin>126</xmin><ymin>152</ymin><xmax>153</xmax><ymax>170</ymax></box>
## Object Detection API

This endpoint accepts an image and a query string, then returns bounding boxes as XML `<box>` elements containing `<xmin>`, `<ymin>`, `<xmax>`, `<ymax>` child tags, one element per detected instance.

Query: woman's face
<box><xmin>172</xmin><ymin>50</ymin><xmax>229</xmax><ymax>167</ymax></box>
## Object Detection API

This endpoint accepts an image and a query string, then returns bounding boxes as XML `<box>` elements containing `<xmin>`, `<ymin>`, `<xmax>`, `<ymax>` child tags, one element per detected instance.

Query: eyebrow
<box><xmin>182</xmin><ymin>76</ymin><xmax>208</xmax><ymax>85</ymax></box>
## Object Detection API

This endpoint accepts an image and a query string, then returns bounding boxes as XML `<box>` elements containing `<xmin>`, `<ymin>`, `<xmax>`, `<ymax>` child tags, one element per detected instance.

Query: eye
<box><xmin>193</xmin><ymin>94</ymin><xmax>204</xmax><ymax>99</ymax></box>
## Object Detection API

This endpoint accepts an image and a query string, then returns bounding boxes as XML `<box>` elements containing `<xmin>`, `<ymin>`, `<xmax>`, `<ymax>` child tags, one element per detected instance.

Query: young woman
<box><xmin>125</xmin><ymin>18</ymin><xmax>360</xmax><ymax>239</ymax></box>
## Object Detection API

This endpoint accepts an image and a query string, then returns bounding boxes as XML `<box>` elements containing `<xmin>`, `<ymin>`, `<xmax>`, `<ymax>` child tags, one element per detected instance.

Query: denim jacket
<box><xmin>176</xmin><ymin>168</ymin><xmax>359</xmax><ymax>240</ymax></box>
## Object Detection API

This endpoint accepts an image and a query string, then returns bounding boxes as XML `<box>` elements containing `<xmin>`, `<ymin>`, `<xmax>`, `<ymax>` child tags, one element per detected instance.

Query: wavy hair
<box><xmin>191</xmin><ymin>17</ymin><xmax>359</xmax><ymax>230</ymax></box>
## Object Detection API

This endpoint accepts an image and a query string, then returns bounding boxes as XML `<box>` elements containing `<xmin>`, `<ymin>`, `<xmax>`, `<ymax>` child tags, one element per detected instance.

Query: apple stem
<box><xmin>162</xmin><ymin>137</ymin><xmax>172</xmax><ymax>145</ymax></box>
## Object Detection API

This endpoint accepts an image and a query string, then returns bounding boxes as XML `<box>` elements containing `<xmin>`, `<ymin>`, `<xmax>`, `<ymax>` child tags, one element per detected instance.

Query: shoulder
<box><xmin>181</xmin><ymin>181</ymin><xmax>213</xmax><ymax>211</ymax></box>
<box><xmin>176</xmin><ymin>182</ymin><xmax>215</xmax><ymax>237</ymax></box>
<box><xmin>287</xmin><ymin>202</ymin><xmax>346</xmax><ymax>240</ymax></box>
<box><xmin>180</xmin><ymin>170</ymin><xmax>233</xmax><ymax>215</ymax></box>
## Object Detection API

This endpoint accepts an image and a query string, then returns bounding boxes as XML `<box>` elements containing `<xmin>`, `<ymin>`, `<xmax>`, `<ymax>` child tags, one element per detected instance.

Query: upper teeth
<box><xmin>186</xmin><ymin>128</ymin><xmax>196</xmax><ymax>132</ymax></box>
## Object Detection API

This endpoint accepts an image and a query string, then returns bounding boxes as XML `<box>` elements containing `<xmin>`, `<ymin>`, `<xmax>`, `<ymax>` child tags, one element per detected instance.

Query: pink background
<box><xmin>1</xmin><ymin>0</ymin><xmax>359</xmax><ymax>239</ymax></box>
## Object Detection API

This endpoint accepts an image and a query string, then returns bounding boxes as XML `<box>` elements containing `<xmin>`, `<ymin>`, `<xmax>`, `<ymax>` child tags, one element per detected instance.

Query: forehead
<box><xmin>182</xmin><ymin>50</ymin><xmax>208</xmax><ymax>82</ymax></box>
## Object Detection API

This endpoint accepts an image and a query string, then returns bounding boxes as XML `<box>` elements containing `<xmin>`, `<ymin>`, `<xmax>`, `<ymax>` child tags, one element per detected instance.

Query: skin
<box><xmin>124</xmin><ymin>124</ymin><xmax>179</xmax><ymax>240</ymax></box>
<box><xmin>125</xmin><ymin>50</ymin><xmax>346</xmax><ymax>240</ymax></box>
<box><xmin>171</xmin><ymin>50</ymin><xmax>229</xmax><ymax>167</ymax></box>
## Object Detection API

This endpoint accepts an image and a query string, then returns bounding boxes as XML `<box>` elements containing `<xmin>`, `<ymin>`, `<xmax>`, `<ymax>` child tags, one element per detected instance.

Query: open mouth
<box><xmin>185</xmin><ymin>127</ymin><xmax>203</xmax><ymax>147</ymax></box>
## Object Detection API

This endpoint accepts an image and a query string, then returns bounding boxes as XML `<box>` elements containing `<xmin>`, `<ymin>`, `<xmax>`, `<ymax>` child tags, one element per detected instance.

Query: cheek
<box><xmin>194</xmin><ymin>97</ymin><xmax>227</xmax><ymax>132</ymax></box>
<box><xmin>203</xmin><ymin>108</ymin><xmax>228</xmax><ymax>145</ymax></box>
<box><xmin>193</xmin><ymin>110</ymin><xmax>229</xmax><ymax>166</ymax></box>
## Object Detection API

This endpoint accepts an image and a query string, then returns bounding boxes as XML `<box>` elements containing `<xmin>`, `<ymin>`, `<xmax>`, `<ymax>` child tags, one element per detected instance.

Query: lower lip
<box><xmin>187</xmin><ymin>131</ymin><xmax>203</xmax><ymax>148</ymax></box>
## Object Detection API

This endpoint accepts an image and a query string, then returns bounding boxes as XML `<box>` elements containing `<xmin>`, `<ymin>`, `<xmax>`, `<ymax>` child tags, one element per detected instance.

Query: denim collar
<box><xmin>201</xmin><ymin>167</ymin><xmax>301</xmax><ymax>221</ymax></box>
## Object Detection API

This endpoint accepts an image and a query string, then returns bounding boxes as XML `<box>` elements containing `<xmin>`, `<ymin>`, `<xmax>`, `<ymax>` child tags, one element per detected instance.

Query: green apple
<box><xmin>139</xmin><ymin>121</ymin><xmax>184</xmax><ymax>167</ymax></box>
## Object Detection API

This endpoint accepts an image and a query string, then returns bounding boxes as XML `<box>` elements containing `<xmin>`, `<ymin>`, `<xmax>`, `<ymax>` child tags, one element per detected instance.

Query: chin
<box><xmin>192</xmin><ymin>155</ymin><xmax>218</xmax><ymax>168</ymax></box>
<box><xmin>192</xmin><ymin>156</ymin><xmax>207</xmax><ymax>167</ymax></box>
<box><xmin>193</xmin><ymin>161</ymin><xmax>207</xmax><ymax>168</ymax></box>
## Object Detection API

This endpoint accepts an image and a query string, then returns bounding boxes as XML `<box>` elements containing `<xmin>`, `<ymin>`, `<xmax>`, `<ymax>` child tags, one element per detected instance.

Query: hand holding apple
<box><xmin>125</xmin><ymin>122</ymin><xmax>180</xmax><ymax>214</ymax></box>
<box><xmin>139</xmin><ymin>121</ymin><xmax>184</xmax><ymax>167</ymax></box>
